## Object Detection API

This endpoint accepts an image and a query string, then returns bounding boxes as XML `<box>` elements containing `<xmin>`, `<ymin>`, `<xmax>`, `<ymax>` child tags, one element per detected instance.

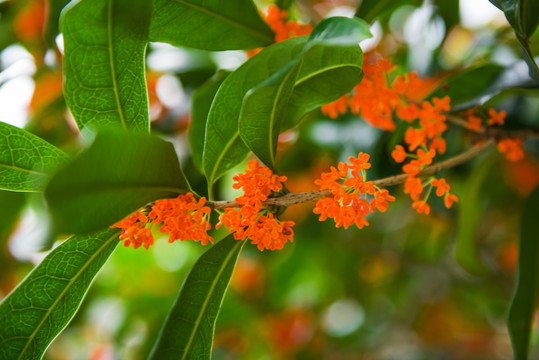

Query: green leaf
<box><xmin>508</xmin><ymin>185</ymin><xmax>539</xmax><ymax>360</ymax></box>
<box><xmin>0</xmin><ymin>122</ymin><xmax>69</xmax><ymax>192</ymax></box>
<box><xmin>429</xmin><ymin>64</ymin><xmax>504</xmax><ymax>107</ymax></box>
<box><xmin>150</xmin><ymin>0</ymin><xmax>274</xmax><ymax>51</ymax></box>
<box><xmin>189</xmin><ymin>70</ymin><xmax>231</xmax><ymax>171</ymax></box>
<box><xmin>203</xmin><ymin>37</ymin><xmax>307</xmax><ymax>188</ymax></box>
<box><xmin>149</xmin><ymin>235</ymin><xmax>245</xmax><ymax>360</ymax></box>
<box><xmin>0</xmin><ymin>190</ymin><xmax>26</xmax><ymax>240</ymax></box>
<box><xmin>239</xmin><ymin>62</ymin><xmax>300</xmax><ymax>167</ymax></box>
<box><xmin>0</xmin><ymin>228</ymin><xmax>120</xmax><ymax>360</ymax></box>
<box><xmin>489</xmin><ymin>0</ymin><xmax>539</xmax><ymax>80</ymax></box>
<box><xmin>239</xmin><ymin>17</ymin><xmax>369</xmax><ymax>167</ymax></box>
<box><xmin>45</xmin><ymin>131</ymin><xmax>188</xmax><ymax>234</ymax></box>
<box><xmin>61</xmin><ymin>0</ymin><xmax>152</xmax><ymax>134</ymax></box>
<box><xmin>44</xmin><ymin>0</ymin><xmax>70</xmax><ymax>47</ymax></box>
<box><xmin>455</xmin><ymin>153</ymin><xmax>496</xmax><ymax>276</ymax></box>
<box><xmin>355</xmin><ymin>0</ymin><xmax>423</xmax><ymax>23</ymax></box>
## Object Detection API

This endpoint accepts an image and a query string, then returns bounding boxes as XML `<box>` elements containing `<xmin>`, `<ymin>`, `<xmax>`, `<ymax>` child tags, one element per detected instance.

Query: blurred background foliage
<box><xmin>1</xmin><ymin>0</ymin><xmax>538</xmax><ymax>359</ymax></box>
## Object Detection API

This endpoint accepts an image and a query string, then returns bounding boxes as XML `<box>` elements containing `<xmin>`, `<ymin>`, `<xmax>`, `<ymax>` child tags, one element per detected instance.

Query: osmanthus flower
<box><xmin>247</xmin><ymin>4</ymin><xmax>313</xmax><ymax>57</ymax></box>
<box><xmin>313</xmin><ymin>152</ymin><xmax>395</xmax><ymax>229</ymax></box>
<box><xmin>497</xmin><ymin>138</ymin><xmax>525</xmax><ymax>162</ymax></box>
<box><xmin>216</xmin><ymin>159</ymin><xmax>295</xmax><ymax>251</ymax></box>
<box><xmin>111</xmin><ymin>193</ymin><xmax>213</xmax><ymax>250</ymax></box>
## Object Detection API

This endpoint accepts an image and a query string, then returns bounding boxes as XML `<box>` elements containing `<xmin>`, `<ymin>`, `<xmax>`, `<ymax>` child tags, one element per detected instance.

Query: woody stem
<box><xmin>210</xmin><ymin>139</ymin><xmax>496</xmax><ymax>210</ymax></box>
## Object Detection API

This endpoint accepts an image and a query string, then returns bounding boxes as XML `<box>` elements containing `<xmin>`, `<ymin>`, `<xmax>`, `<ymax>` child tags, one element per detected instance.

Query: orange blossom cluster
<box><xmin>313</xmin><ymin>152</ymin><xmax>395</xmax><ymax>228</ymax></box>
<box><xmin>247</xmin><ymin>4</ymin><xmax>313</xmax><ymax>57</ymax></box>
<box><xmin>216</xmin><ymin>159</ymin><xmax>295</xmax><ymax>251</ymax></box>
<box><xmin>464</xmin><ymin>108</ymin><xmax>524</xmax><ymax>162</ymax></box>
<box><xmin>323</xmin><ymin>56</ymin><xmax>456</xmax><ymax>214</ymax></box>
<box><xmin>112</xmin><ymin>193</ymin><xmax>213</xmax><ymax>250</ymax></box>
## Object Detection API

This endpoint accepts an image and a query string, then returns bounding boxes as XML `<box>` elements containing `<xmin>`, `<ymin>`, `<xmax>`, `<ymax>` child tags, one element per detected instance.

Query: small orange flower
<box><xmin>412</xmin><ymin>200</ymin><xmax>431</xmax><ymax>215</ymax></box>
<box><xmin>112</xmin><ymin>211</ymin><xmax>154</xmax><ymax>250</ymax></box>
<box><xmin>314</xmin><ymin>152</ymin><xmax>395</xmax><ymax>229</ymax></box>
<box><xmin>444</xmin><ymin>193</ymin><xmax>459</xmax><ymax>208</ymax></box>
<box><xmin>430</xmin><ymin>178</ymin><xmax>450</xmax><ymax>197</ymax></box>
<box><xmin>392</xmin><ymin>145</ymin><xmax>407</xmax><ymax>163</ymax></box>
<box><xmin>217</xmin><ymin>160</ymin><xmax>294</xmax><ymax>251</ymax></box>
<box><xmin>497</xmin><ymin>138</ymin><xmax>524</xmax><ymax>162</ymax></box>
<box><xmin>467</xmin><ymin>115</ymin><xmax>482</xmax><ymax>132</ymax></box>
<box><xmin>404</xmin><ymin>176</ymin><xmax>423</xmax><ymax>201</ymax></box>
<box><xmin>488</xmin><ymin>108</ymin><xmax>506</xmax><ymax>126</ymax></box>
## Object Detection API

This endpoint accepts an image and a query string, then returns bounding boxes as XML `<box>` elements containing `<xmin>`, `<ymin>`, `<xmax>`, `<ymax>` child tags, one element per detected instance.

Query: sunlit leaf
<box><xmin>355</xmin><ymin>0</ymin><xmax>422</xmax><ymax>22</ymax></box>
<box><xmin>45</xmin><ymin>131</ymin><xmax>188</xmax><ymax>234</ymax></box>
<box><xmin>508</xmin><ymin>185</ymin><xmax>539</xmax><ymax>360</ymax></box>
<box><xmin>0</xmin><ymin>122</ymin><xmax>68</xmax><ymax>192</ymax></box>
<box><xmin>150</xmin><ymin>0</ymin><xmax>274</xmax><ymax>51</ymax></box>
<box><xmin>61</xmin><ymin>0</ymin><xmax>152</xmax><ymax>134</ymax></box>
<box><xmin>149</xmin><ymin>235</ymin><xmax>245</xmax><ymax>360</ymax></box>
<box><xmin>189</xmin><ymin>70</ymin><xmax>230</xmax><ymax>171</ymax></box>
<box><xmin>0</xmin><ymin>228</ymin><xmax>120</xmax><ymax>360</ymax></box>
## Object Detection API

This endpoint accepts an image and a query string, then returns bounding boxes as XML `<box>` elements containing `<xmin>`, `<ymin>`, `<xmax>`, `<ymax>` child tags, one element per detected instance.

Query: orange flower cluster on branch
<box><xmin>247</xmin><ymin>4</ymin><xmax>313</xmax><ymax>57</ymax></box>
<box><xmin>463</xmin><ymin>108</ymin><xmax>524</xmax><ymax>162</ymax></box>
<box><xmin>313</xmin><ymin>153</ymin><xmax>395</xmax><ymax>228</ymax></box>
<box><xmin>112</xmin><ymin>193</ymin><xmax>213</xmax><ymax>250</ymax></box>
<box><xmin>217</xmin><ymin>159</ymin><xmax>295</xmax><ymax>251</ymax></box>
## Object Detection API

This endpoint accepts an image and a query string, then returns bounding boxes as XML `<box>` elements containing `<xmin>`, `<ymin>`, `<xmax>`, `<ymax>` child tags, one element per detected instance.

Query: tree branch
<box><xmin>211</xmin><ymin>139</ymin><xmax>496</xmax><ymax>210</ymax></box>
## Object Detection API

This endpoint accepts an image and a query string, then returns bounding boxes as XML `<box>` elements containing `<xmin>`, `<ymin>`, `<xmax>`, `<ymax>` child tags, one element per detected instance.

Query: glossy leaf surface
<box><xmin>0</xmin><ymin>122</ymin><xmax>68</xmax><ymax>192</ymax></box>
<box><xmin>150</xmin><ymin>0</ymin><xmax>274</xmax><ymax>51</ymax></box>
<box><xmin>239</xmin><ymin>17</ymin><xmax>369</xmax><ymax>167</ymax></box>
<box><xmin>149</xmin><ymin>236</ymin><xmax>244</xmax><ymax>360</ymax></box>
<box><xmin>45</xmin><ymin>131</ymin><xmax>188</xmax><ymax>234</ymax></box>
<box><xmin>508</xmin><ymin>185</ymin><xmax>539</xmax><ymax>360</ymax></box>
<box><xmin>0</xmin><ymin>228</ymin><xmax>120</xmax><ymax>360</ymax></box>
<box><xmin>189</xmin><ymin>70</ymin><xmax>230</xmax><ymax>171</ymax></box>
<box><xmin>61</xmin><ymin>0</ymin><xmax>152</xmax><ymax>134</ymax></box>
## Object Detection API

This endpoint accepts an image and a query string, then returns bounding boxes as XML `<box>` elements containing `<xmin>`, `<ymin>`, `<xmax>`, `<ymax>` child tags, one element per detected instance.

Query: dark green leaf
<box><xmin>239</xmin><ymin>17</ymin><xmax>369</xmax><ymax>167</ymax></box>
<box><xmin>44</xmin><ymin>0</ymin><xmax>70</xmax><ymax>47</ymax></box>
<box><xmin>455</xmin><ymin>154</ymin><xmax>496</xmax><ymax>276</ymax></box>
<box><xmin>0</xmin><ymin>190</ymin><xmax>26</xmax><ymax>240</ymax></box>
<box><xmin>508</xmin><ymin>185</ymin><xmax>539</xmax><ymax>360</ymax></box>
<box><xmin>0</xmin><ymin>228</ymin><xmax>120</xmax><ymax>360</ymax></box>
<box><xmin>0</xmin><ymin>122</ymin><xmax>68</xmax><ymax>192</ymax></box>
<box><xmin>61</xmin><ymin>0</ymin><xmax>152</xmax><ymax>134</ymax></box>
<box><xmin>239</xmin><ymin>62</ymin><xmax>300</xmax><ymax>167</ymax></box>
<box><xmin>150</xmin><ymin>0</ymin><xmax>274</xmax><ymax>51</ymax></box>
<box><xmin>45</xmin><ymin>131</ymin><xmax>188</xmax><ymax>234</ymax></box>
<box><xmin>189</xmin><ymin>70</ymin><xmax>231</xmax><ymax>171</ymax></box>
<box><xmin>355</xmin><ymin>0</ymin><xmax>422</xmax><ymax>23</ymax></box>
<box><xmin>490</xmin><ymin>0</ymin><xmax>539</xmax><ymax>80</ymax></box>
<box><xmin>430</xmin><ymin>64</ymin><xmax>504</xmax><ymax>107</ymax></box>
<box><xmin>203</xmin><ymin>37</ymin><xmax>307</xmax><ymax>188</ymax></box>
<box><xmin>149</xmin><ymin>235</ymin><xmax>245</xmax><ymax>360</ymax></box>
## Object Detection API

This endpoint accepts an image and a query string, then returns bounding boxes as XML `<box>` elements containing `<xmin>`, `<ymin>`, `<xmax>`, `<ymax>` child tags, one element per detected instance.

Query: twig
<box><xmin>210</xmin><ymin>139</ymin><xmax>496</xmax><ymax>210</ymax></box>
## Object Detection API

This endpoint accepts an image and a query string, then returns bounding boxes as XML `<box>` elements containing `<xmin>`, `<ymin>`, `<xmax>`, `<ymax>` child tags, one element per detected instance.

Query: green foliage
<box><xmin>0</xmin><ymin>228</ymin><xmax>120</xmax><ymax>360</ymax></box>
<box><xmin>489</xmin><ymin>0</ymin><xmax>539</xmax><ymax>80</ymax></box>
<box><xmin>430</xmin><ymin>65</ymin><xmax>505</xmax><ymax>107</ymax></box>
<box><xmin>204</xmin><ymin>17</ymin><xmax>370</xmax><ymax>185</ymax></box>
<box><xmin>189</xmin><ymin>70</ymin><xmax>231</xmax><ymax>171</ymax></box>
<box><xmin>61</xmin><ymin>0</ymin><xmax>152</xmax><ymax>134</ymax></box>
<box><xmin>150</xmin><ymin>0</ymin><xmax>274</xmax><ymax>50</ymax></box>
<box><xmin>239</xmin><ymin>17</ymin><xmax>370</xmax><ymax>168</ymax></box>
<box><xmin>149</xmin><ymin>236</ymin><xmax>245</xmax><ymax>360</ymax></box>
<box><xmin>508</xmin><ymin>185</ymin><xmax>539</xmax><ymax>360</ymax></box>
<box><xmin>0</xmin><ymin>190</ymin><xmax>26</xmax><ymax>240</ymax></box>
<box><xmin>45</xmin><ymin>131</ymin><xmax>188</xmax><ymax>234</ymax></box>
<box><xmin>0</xmin><ymin>122</ymin><xmax>68</xmax><ymax>192</ymax></box>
